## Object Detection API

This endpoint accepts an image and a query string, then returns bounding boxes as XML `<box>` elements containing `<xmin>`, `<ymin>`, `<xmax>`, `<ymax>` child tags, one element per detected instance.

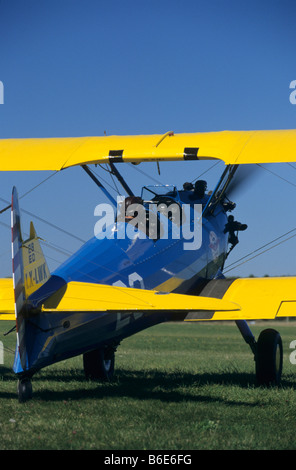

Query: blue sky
<box><xmin>0</xmin><ymin>0</ymin><xmax>296</xmax><ymax>278</ymax></box>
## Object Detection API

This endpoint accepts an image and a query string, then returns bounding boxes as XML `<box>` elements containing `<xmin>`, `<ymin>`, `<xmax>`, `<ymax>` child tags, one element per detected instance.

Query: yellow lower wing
<box><xmin>189</xmin><ymin>276</ymin><xmax>296</xmax><ymax>321</ymax></box>
<box><xmin>42</xmin><ymin>281</ymin><xmax>239</xmax><ymax>317</ymax></box>
<box><xmin>41</xmin><ymin>277</ymin><xmax>296</xmax><ymax>320</ymax></box>
<box><xmin>2</xmin><ymin>277</ymin><xmax>296</xmax><ymax>322</ymax></box>
<box><xmin>0</xmin><ymin>279</ymin><xmax>15</xmax><ymax>320</ymax></box>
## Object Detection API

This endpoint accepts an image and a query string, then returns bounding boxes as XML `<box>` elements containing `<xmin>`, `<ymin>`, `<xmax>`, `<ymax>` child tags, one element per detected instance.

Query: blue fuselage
<box><xmin>53</xmin><ymin>192</ymin><xmax>228</xmax><ymax>294</ymax></box>
<box><xmin>15</xmin><ymin>187</ymin><xmax>229</xmax><ymax>375</ymax></box>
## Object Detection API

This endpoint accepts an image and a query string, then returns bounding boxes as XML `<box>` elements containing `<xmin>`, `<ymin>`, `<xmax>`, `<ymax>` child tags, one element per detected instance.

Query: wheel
<box><xmin>17</xmin><ymin>378</ymin><xmax>32</xmax><ymax>403</ymax></box>
<box><xmin>83</xmin><ymin>347</ymin><xmax>115</xmax><ymax>381</ymax></box>
<box><xmin>255</xmin><ymin>328</ymin><xmax>283</xmax><ymax>386</ymax></box>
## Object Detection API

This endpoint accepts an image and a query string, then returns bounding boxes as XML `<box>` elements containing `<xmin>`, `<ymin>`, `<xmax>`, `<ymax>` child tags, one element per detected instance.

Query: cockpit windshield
<box><xmin>141</xmin><ymin>185</ymin><xmax>177</xmax><ymax>201</ymax></box>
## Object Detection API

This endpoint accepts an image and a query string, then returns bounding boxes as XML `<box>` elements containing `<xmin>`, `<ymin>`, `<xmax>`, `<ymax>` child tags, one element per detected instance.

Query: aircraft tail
<box><xmin>11</xmin><ymin>187</ymin><xmax>51</xmax><ymax>371</ymax></box>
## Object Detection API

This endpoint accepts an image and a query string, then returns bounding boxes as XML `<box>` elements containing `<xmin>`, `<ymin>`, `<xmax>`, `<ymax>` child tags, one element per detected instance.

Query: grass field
<box><xmin>1</xmin><ymin>319</ymin><xmax>296</xmax><ymax>450</ymax></box>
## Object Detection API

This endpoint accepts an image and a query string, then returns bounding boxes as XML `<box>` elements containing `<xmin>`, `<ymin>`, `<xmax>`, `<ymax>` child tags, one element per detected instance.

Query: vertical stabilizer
<box><xmin>11</xmin><ymin>187</ymin><xmax>50</xmax><ymax>371</ymax></box>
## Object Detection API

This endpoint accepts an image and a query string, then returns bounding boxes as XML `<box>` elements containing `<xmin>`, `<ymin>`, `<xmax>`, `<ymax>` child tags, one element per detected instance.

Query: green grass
<box><xmin>1</xmin><ymin>320</ymin><xmax>296</xmax><ymax>449</ymax></box>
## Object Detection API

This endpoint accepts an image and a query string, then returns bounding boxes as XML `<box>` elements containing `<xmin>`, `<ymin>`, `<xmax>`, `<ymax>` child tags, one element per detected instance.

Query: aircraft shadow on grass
<box><xmin>1</xmin><ymin>367</ymin><xmax>295</xmax><ymax>404</ymax></box>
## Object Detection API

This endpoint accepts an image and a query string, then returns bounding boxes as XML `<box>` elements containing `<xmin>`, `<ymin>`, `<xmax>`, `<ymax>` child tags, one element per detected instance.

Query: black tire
<box><xmin>256</xmin><ymin>328</ymin><xmax>283</xmax><ymax>386</ymax></box>
<box><xmin>83</xmin><ymin>348</ymin><xmax>115</xmax><ymax>381</ymax></box>
<box><xmin>17</xmin><ymin>378</ymin><xmax>32</xmax><ymax>403</ymax></box>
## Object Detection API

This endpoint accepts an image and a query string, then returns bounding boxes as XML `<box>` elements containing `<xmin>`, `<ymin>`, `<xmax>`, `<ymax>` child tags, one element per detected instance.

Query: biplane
<box><xmin>1</xmin><ymin>129</ymin><xmax>296</xmax><ymax>402</ymax></box>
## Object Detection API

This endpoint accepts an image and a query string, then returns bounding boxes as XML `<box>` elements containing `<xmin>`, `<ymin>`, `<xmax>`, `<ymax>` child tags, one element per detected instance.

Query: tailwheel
<box><xmin>255</xmin><ymin>328</ymin><xmax>283</xmax><ymax>386</ymax></box>
<box><xmin>17</xmin><ymin>378</ymin><xmax>33</xmax><ymax>403</ymax></box>
<box><xmin>83</xmin><ymin>347</ymin><xmax>115</xmax><ymax>381</ymax></box>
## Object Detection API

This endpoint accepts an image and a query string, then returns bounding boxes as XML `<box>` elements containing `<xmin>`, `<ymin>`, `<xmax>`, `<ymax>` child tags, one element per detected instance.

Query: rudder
<box><xmin>11</xmin><ymin>187</ymin><xmax>50</xmax><ymax>371</ymax></box>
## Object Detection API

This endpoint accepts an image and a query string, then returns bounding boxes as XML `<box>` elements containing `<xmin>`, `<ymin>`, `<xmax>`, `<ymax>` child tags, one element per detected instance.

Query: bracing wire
<box><xmin>224</xmin><ymin>162</ymin><xmax>296</xmax><ymax>274</ymax></box>
<box><xmin>224</xmin><ymin>228</ymin><xmax>296</xmax><ymax>274</ymax></box>
<box><xmin>0</xmin><ymin>170</ymin><xmax>140</xmax><ymax>286</ymax></box>
<box><xmin>256</xmin><ymin>163</ymin><xmax>296</xmax><ymax>189</ymax></box>
<box><xmin>191</xmin><ymin>161</ymin><xmax>221</xmax><ymax>183</ymax></box>
<box><xmin>128</xmin><ymin>162</ymin><xmax>163</xmax><ymax>185</ymax></box>
<box><xmin>0</xmin><ymin>195</ymin><xmax>86</xmax><ymax>243</ymax></box>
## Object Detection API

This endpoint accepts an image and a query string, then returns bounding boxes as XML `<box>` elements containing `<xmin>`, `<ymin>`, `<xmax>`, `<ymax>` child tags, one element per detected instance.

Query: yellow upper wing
<box><xmin>1</xmin><ymin>129</ymin><xmax>296</xmax><ymax>171</ymax></box>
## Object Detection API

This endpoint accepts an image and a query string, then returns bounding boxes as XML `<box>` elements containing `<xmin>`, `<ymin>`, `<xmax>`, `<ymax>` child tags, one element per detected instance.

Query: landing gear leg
<box><xmin>83</xmin><ymin>347</ymin><xmax>115</xmax><ymax>381</ymax></box>
<box><xmin>235</xmin><ymin>320</ymin><xmax>257</xmax><ymax>355</ymax></box>
<box><xmin>236</xmin><ymin>321</ymin><xmax>283</xmax><ymax>386</ymax></box>
<box><xmin>17</xmin><ymin>377</ymin><xmax>33</xmax><ymax>403</ymax></box>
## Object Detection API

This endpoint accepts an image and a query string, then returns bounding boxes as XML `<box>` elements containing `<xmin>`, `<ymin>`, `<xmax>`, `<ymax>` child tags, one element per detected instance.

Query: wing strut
<box><xmin>203</xmin><ymin>164</ymin><xmax>239</xmax><ymax>215</ymax></box>
<box><xmin>81</xmin><ymin>165</ymin><xmax>117</xmax><ymax>206</ymax></box>
<box><xmin>109</xmin><ymin>161</ymin><xmax>134</xmax><ymax>197</ymax></box>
